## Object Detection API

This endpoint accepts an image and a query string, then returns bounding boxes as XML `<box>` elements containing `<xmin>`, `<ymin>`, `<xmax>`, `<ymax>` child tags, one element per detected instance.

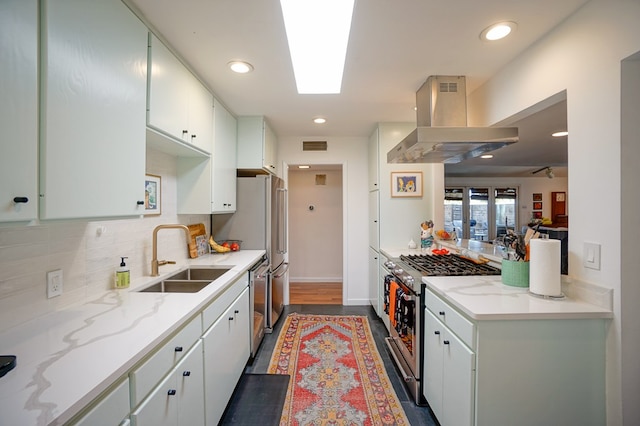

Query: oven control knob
<box><xmin>384</xmin><ymin>261</ymin><xmax>396</xmax><ymax>269</ymax></box>
<box><xmin>404</xmin><ymin>276</ymin><xmax>415</xmax><ymax>286</ymax></box>
<box><xmin>393</xmin><ymin>268</ymin><xmax>404</xmax><ymax>275</ymax></box>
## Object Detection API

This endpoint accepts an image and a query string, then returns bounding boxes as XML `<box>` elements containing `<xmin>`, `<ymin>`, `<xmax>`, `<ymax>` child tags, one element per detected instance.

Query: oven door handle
<box><xmin>384</xmin><ymin>337</ymin><xmax>414</xmax><ymax>383</ymax></box>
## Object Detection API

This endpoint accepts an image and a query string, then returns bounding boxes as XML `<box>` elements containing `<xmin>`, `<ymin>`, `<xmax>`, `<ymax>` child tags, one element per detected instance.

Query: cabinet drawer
<box><xmin>426</xmin><ymin>290</ymin><xmax>475</xmax><ymax>349</ymax></box>
<box><xmin>201</xmin><ymin>273</ymin><xmax>248</xmax><ymax>332</ymax></box>
<box><xmin>130</xmin><ymin>315</ymin><xmax>202</xmax><ymax>406</ymax></box>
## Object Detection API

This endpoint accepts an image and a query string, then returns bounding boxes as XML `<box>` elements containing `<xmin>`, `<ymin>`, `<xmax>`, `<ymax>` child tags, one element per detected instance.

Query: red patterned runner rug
<box><xmin>268</xmin><ymin>314</ymin><xmax>409</xmax><ymax>425</ymax></box>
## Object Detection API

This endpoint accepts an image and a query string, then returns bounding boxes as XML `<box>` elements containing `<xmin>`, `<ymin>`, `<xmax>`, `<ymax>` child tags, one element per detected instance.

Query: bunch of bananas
<box><xmin>209</xmin><ymin>236</ymin><xmax>231</xmax><ymax>253</ymax></box>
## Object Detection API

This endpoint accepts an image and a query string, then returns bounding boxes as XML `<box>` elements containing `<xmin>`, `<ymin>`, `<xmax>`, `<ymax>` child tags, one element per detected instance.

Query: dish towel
<box><xmin>389</xmin><ymin>281</ymin><xmax>399</xmax><ymax>328</ymax></box>
<box><xmin>383</xmin><ymin>274</ymin><xmax>394</xmax><ymax>314</ymax></box>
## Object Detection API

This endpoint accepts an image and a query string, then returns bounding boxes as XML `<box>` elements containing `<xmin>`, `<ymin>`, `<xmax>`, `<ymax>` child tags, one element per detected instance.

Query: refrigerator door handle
<box><xmin>276</xmin><ymin>187</ymin><xmax>288</xmax><ymax>255</ymax></box>
<box><xmin>272</xmin><ymin>262</ymin><xmax>289</xmax><ymax>278</ymax></box>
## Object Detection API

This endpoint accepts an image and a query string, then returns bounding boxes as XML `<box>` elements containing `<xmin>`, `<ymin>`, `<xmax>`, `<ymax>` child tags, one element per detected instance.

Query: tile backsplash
<box><xmin>0</xmin><ymin>148</ymin><xmax>210</xmax><ymax>333</ymax></box>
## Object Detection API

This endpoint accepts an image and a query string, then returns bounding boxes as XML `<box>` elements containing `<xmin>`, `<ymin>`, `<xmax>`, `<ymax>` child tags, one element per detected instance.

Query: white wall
<box><xmin>278</xmin><ymin>136</ymin><xmax>369</xmax><ymax>305</ymax></box>
<box><xmin>467</xmin><ymin>1</ymin><xmax>640</xmax><ymax>423</ymax></box>
<box><xmin>445</xmin><ymin>176</ymin><xmax>569</xmax><ymax>228</ymax></box>
<box><xmin>288</xmin><ymin>168</ymin><xmax>343</xmax><ymax>282</ymax></box>
<box><xmin>0</xmin><ymin>148</ymin><xmax>210</xmax><ymax>333</ymax></box>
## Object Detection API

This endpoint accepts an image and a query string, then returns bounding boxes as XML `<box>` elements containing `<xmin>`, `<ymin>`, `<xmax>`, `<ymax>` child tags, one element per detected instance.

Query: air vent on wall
<box><xmin>303</xmin><ymin>140</ymin><xmax>328</xmax><ymax>151</ymax></box>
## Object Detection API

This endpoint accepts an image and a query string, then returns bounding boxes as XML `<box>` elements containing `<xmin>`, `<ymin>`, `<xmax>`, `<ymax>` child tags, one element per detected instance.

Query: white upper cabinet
<box><xmin>0</xmin><ymin>0</ymin><xmax>38</xmax><ymax>222</ymax></box>
<box><xmin>368</xmin><ymin>127</ymin><xmax>379</xmax><ymax>191</ymax></box>
<box><xmin>147</xmin><ymin>34</ymin><xmax>213</xmax><ymax>154</ymax></box>
<box><xmin>237</xmin><ymin>116</ymin><xmax>277</xmax><ymax>174</ymax></box>
<box><xmin>212</xmin><ymin>99</ymin><xmax>237</xmax><ymax>213</ymax></box>
<box><xmin>39</xmin><ymin>0</ymin><xmax>147</xmax><ymax>219</ymax></box>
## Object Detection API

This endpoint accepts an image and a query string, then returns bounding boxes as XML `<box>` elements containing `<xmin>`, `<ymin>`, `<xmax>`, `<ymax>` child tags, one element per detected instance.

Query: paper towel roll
<box><xmin>529</xmin><ymin>238</ymin><xmax>562</xmax><ymax>297</ymax></box>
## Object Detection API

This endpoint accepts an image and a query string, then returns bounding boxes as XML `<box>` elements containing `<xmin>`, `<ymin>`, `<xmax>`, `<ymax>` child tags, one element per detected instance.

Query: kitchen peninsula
<box><xmin>0</xmin><ymin>250</ymin><xmax>265</xmax><ymax>426</ymax></box>
<box><xmin>381</xmin><ymin>239</ymin><xmax>612</xmax><ymax>426</ymax></box>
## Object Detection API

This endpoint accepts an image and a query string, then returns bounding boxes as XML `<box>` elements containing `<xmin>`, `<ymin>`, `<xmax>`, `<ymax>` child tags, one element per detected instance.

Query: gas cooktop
<box><xmin>400</xmin><ymin>254</ymin><xmax>501</xmax><ymax>277</ymax></box>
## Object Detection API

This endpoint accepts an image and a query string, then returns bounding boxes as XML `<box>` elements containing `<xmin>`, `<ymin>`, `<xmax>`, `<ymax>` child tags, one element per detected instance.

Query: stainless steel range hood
<box><xmin>387</xmin><ymin>76</ymin><xmax>518</xmax><ymax>163</ymax></box>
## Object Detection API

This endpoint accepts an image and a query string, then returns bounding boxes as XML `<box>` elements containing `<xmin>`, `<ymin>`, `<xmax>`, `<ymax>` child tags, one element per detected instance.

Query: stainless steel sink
<box><xmin>138</xmin><ymin>267</ymin><xmax>232</xmax><ymax>293</ymax></box>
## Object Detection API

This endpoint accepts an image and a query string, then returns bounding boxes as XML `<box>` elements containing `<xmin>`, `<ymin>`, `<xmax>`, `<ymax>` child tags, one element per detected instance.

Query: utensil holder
<box><xmin>501</xmin><ymin>260</ymin><xmax>530</xmax><ymax>287</ymax></box>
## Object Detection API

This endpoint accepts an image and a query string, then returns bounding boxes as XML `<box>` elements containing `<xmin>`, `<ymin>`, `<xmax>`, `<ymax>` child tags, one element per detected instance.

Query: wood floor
<box><xmin>289</xmin><ymin>282</ymin><xmax>342</xmax><ymax>304</ymax></box>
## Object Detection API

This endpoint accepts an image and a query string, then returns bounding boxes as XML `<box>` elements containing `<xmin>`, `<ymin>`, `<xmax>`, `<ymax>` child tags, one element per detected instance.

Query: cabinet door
<box><xmin>176</xmin><ymin>341</ymin><xmax>205</xmax><ymax>426</ymax></box>
<box><xmin>72</xmin><ymin>377</ymin><xmax>130</xmax><ymax>426</ymax></box>
<box><xmin>0</xmin><ymin>0</ymin><xmax>38</xmax><ymax>222</ymax></box>
<box><xmin>423</xmin><ymin>310</ymin><xmax>444</xmax><ymax>420</ymax></box>
<box><xmin>369</xmin><ymin>247</ymin><xmax>379</xmax><ymax>315</ymax></box>
<box><xmin>202</xmin><ymin>288</ymin><xmax>250</xmax><ymax>426</ymax></box>
<box><xmin>263</xmin><ymin>120</ymin><xmax>277</xmax><ymax>173</ymax></box>
<box><xmin>131</xmin><ymin>370</ymin><xmax>178</xmax><ymax>426</ymax></box>
<box><xmin>369</xmin><ymin>190</ymin><xmax>379</xmax><ymax>249</ymax></box>
<box><xmin>147</xmin><ymin>34</ymin><xmax>190</xmax><ymax>143</ymax></box>
<box><xmin>186</xmin><ymin>78</ymin><xmax>213</xmax><ymax>153</ymax></box>
<box><xmin>212</xmin><ymin>99</ymin><xmax>237</xmax><ymax>213</ymax></box>
<box><xmin>40</xmin><ymin>0</ymin><xmax>147</xmax><ymax>219</ymax></box>
<box><xmin>442</xmin><ymin>328</ymin><xmax>475</xmax><ymax>426</ymax></box>
<box><xmin>368</xmin><ymin>128</ymin><xmax>379</xmax><ymax>191</ymax></box>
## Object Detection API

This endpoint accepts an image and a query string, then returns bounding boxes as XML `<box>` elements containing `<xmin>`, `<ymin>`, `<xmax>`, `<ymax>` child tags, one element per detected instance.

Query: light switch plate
<box><xmin>583</xmin><ymin>242</ymin><xmax>601</xmax><ymax>270</ymax></box>
<box><xmin>47</xmin><ymin>269</ymin><xmax>63</xmax><ymax>298</ymax></box>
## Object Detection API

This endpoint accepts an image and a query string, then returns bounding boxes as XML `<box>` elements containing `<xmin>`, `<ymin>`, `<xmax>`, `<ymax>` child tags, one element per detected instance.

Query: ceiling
<box><xmin>126</xmin><ymin>0</ymin><xmax>585</xmax><ymax>177</ymax></box>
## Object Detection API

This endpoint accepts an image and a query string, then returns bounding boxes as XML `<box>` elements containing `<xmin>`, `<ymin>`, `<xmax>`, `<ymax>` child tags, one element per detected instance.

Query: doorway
<box><xmin>287</xmin><ymin>164</ymin><xmax>343</xmax><ymax>304</ymax></box>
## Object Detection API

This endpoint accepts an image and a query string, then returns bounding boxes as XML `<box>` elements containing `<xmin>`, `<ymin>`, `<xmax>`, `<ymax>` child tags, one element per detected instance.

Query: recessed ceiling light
<box><xmin>552</xmin><ymin>131</ymin><xmax>568</xmax><ymax>137</ymax></box>
<box><xmin>480</xmin><ymin>21</ymin><xmax>517</xmax><ymax>41</ymax></box>
<box><xmin>480</xmin><ymin>154</ymin><xmax>494</xmax><ymax>159</ymax></box>
<box><xmin>280</xmin><ymin>0</ymin><xmax>355</xmax><ymax>94</ymax></box>
<box><xmin>298</xmin><ymin>165</ymin><xmax>310</xmax><ymax>169</ymax></box>
<box><xmin>313</xmin><ymin>117</ymin><xmax>327</xmax><ymax>124</ymax></box>
<box><xmin>228</xmin><ymin>61</ymin><xmax>253</xmax><ymax>74</ymax></box>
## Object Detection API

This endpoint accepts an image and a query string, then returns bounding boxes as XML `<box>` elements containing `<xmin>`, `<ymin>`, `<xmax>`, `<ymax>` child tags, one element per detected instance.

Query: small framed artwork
<box><xmin>533</xmin><ymin>193</ymin><xmax>543</xmax><ymax>202</ymax></box>
<box><xmin>533</xmin><ymin>202</ymin><xmax>543</xmax><ymax>210</ymax></box>
<box><xmin>534</xmin><ymin>211</ymin><xmax>543</xmax><ymax>219</ymax></box>
<box><xmin>391</xmin><ymin>171</ymin><xmax>423</xmax><ymax>197</ymax></box>
<box><xmin>144</xmin><ymin>174</ymin><xmax>161</xmax><ymax>215</ymax></box>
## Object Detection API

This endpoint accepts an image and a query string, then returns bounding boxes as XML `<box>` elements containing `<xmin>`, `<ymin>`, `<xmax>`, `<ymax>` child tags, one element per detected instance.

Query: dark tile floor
<box><xmin>245</xmin><ymin>304</ymin><xmax>438</xmax><ymax>426</ymax></box>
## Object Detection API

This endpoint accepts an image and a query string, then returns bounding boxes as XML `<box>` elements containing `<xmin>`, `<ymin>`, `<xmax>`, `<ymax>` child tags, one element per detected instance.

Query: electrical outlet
<box><xmin>47</xmin><ymin>269</ymin><xmax>63</xmax><ymax>298</ymax></box>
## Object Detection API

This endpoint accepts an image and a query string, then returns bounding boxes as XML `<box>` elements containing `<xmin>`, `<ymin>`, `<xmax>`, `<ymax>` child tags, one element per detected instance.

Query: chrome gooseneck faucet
<box><xmin>151</xmin><ymin>224</ymin><xmax>191</xmax><ymax>276</ymax></box>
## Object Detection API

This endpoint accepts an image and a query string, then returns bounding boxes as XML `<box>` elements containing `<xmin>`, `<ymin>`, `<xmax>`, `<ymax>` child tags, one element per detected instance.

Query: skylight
<box><xmin>280</xmin><ymin>0</ymin><xmax>355</xmax><ymax>94</ymax></box>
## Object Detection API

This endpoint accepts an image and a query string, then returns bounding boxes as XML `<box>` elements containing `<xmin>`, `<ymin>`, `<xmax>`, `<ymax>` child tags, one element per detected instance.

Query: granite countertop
<box><xmin>0</xmin><ymin>250</ymin><xmax>265</xmax><ymax>426</ymax></box>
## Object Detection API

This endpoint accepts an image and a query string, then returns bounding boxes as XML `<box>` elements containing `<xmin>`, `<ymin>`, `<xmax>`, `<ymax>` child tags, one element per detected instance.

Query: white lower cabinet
<box><xmin>202</xmin><ymin>287</ymin><xmax>250</xmax><ymax>425</ymax></box>
<box><xmin>71</xmin><ymin>377</ymin><xmax>130</xmax><ymax>426</ymax></box>
<box><xmin>423</xmin><ymin>287</ymin><xmax>607</xmax><ymax>426</ymax></box>
<box><xmin>369</xmin><ymin>247</ymin><xmax>380</xmax><ymax>316</ymax></box>
<box><xmin>131</xmin><ymin>340</ymin><xmax>204</xmax><ymax>426</ymax></box>
<box><xmin>424</xmin><ymin>309</ymin><xmax>475</xmax><ymax>426</ymax></box>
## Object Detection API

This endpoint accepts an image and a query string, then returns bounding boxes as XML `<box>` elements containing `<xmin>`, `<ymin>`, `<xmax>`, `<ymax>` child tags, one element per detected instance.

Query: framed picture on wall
<box><xmin>533</xmin><ymin>193</ymin><xmax>543</xmax><ymax>202</ymax></box>
<box><xmin>144</xmin><ymin>174</ymin><xmax>161</xmax><ymax>215</ymax></box>
<box><xmin>533</xmin><ymin>202</ymin><xmax>543</xmax><ymax>210</ymax></box>
<box><xmin>391</xmin><ymin>171</ymin><xmax>422</xmax><ymax>197</ymax></box>
<box><xmin>534</xmin><ymin>211</ymin><xmax>543</xmax><ymax>219</ymax></box>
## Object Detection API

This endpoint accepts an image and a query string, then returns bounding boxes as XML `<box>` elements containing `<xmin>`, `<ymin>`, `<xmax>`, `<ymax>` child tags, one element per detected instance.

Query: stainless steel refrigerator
<box><xmin>213</xmin><ymin>174</ymin><xmax>288</xmax><ymax>333</ymax></box>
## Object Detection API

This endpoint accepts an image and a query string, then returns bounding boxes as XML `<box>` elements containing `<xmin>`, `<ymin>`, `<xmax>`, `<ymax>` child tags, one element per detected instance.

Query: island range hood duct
<box><xmin>387</xmin><ymin>75</ymin><xmax>518</xmax><ymax>163</ymax></box>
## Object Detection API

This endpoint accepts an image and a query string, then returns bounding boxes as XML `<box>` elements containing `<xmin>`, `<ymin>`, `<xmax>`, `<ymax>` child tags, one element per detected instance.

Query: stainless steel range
<box><xmin>382</xmin><ymin>252</ymin><xmax>500</xmax><ymax>405</ymax></box>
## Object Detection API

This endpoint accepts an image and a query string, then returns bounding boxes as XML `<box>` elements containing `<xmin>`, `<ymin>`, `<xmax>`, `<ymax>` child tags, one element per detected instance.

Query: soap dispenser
<box><xmin>115</xmin><ymin>257</ymin><xmax>130</xmax><ymax>289</ymax></box>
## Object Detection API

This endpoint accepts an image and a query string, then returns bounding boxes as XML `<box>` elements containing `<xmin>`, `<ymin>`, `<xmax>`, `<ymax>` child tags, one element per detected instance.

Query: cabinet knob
<box><xmin>13</xmin><ymin>197</ymin><xmax>29</xmax><ymax>204</ymax></box>
<box><xmin>234</xmin><ymin>309</ymin><xmax>239</xmax><ymax>314</ymax></box>
<box><xmin>443</xmin><ymin>340</ymin><xmax>450</xmax><ymax>345</ymax></box>
<box><xmin>434</xmin><ymin>331</ymin><xmax>440</xmax><ymax>335</ymax></box>
<box><xmin>136</xmin><ymin>200</ymin><xmax>144</xmax><ymax>205</ymax></box>
<box><xmin>191</xmin><ymin>134</ymin><xmax>197</xmax><ymax>140</ymax></box>
<box><xmin>174</xmin><ymin>346</ymin><xmax>183</xmax><ymax>352</ymax></box>
<box><xmin>182</xmin><ymin>130</ymin><xmax>188</xmax><ymax>134</ymax></box>
<box><xmin>439</xmin><ymin>311</ymin><xmax>445</xmax><ymax>316</ymax></box>
<box><xmin>229</xmin><ymin>317</ymin><xmax>234</xmax><ymax>321</ymax></box>
<box><xmin>167</xmin><ymin>389</ymin><xmax>177</xmax><ymax>396</ymax></box>
<box><xmin>183</xmin><ymin>371</ymin><xmax>191</xmax><ymax>377</ymax></box>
